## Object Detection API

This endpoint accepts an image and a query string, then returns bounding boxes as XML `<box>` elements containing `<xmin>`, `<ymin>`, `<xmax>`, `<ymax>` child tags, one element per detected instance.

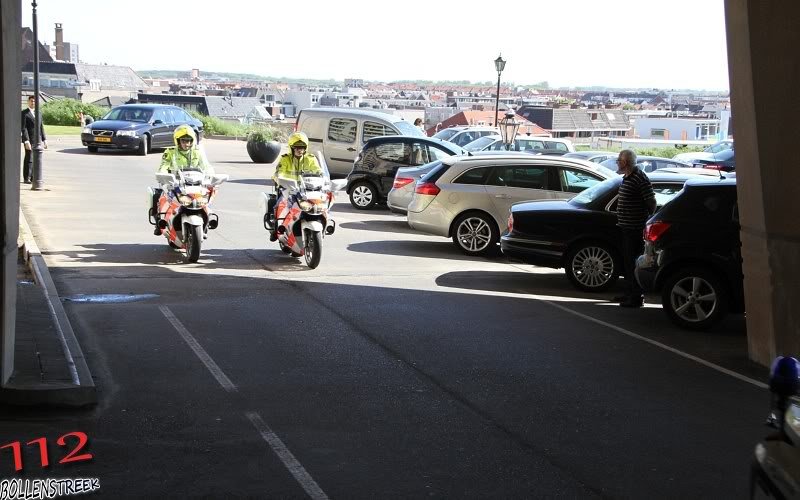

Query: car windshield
<box><xmin>463</xmin><ymin>136</ymin><xmax>497</xmax><ymax>151</ymax></box>
<box><xmin>394</xmin><ymin>121</ymin><xmax>425</xmax><ymax>137</ymax></box>
<box><xmin>569</xmin><ymin>176</ymin><xmax>619</xmax><ymax>206</ymax></box>
<box><xmin>432</xmin><ymin>129</ymin><xmax>459</xmax><ymax>141</ymax></box>
<box><xmin>714</xmin><ymin>149</ymin><xmax>735</xmax><ymax>160</ymax></box>
<box><xmin>102</xmin><ymin>107</ymin><xmax>153</xmax><ymax>123</ymax></box>
<box><xmin>706</xmin><ymin>141</ymin><xmax>732</xmax><ymax>153</ymax></box>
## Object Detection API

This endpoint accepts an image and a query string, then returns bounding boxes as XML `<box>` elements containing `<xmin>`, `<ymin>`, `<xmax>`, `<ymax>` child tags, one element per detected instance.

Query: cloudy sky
<box><xmin>22</xmin><ymin>0</ymin><xmax>730</xmax><ymax>90</ymax></box>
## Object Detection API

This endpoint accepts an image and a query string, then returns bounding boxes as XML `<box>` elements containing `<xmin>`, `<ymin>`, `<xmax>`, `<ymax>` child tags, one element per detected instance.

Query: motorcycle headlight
<box><xmin>116</xmin><ymin>130</ymin><xmax>138</xmax><ymax>137</ymax></box>
<box><xmin>179</xmin><ymin>195</ymin><xmax>194</xmax><ymax>206</ymax></box>
<box><xmin>299</xmin><ymin>201</ymin><xmax>312</xmax><ymax>212</ymax></box>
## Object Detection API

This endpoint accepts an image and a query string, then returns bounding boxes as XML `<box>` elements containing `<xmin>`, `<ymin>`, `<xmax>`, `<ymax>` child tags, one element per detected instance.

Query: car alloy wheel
<box><xmin>662</xmin><ymin>267</ymin><xmax>727</xmax><ymax>330</ymax></box>
<box><xmin>566</xmin><ymin>243</ymin><xmax>617</xmax><ymax>291</ymax></box>
<box><xmin>452</xmin><ymin>212</ymin><xmax>498</xmax><ymax>255</ymax></box>
<box><xmin>349</xmin><ymin>182</ymin><xmax>376</xmax><ymax>209</ymax></box>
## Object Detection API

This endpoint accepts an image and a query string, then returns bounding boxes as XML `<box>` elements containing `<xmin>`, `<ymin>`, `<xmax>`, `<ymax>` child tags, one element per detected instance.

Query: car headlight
<box><xmin>82</xmin><ymin>127</ymin><xmax>91</xmax><ymax>134</ymax></box>
<box><xmin>116</xmin><ymin>130</ymin><xmax>138</xmax><ymax>137</ymax></box>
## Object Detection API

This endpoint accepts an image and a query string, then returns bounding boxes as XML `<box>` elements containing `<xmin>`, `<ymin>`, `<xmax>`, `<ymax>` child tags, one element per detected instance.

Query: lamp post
<box><xmin>494</xmin><ymin>54</ymin><xmax>506</xmax><ymax>127</ymax></box>
<box><xmin>498</xmin><ymin>109</ymin><xmax>521</xmax><ymax>151</ymax></box>
<box><xmin>31</xmin><ymin>0</ymin><xmax>44</xmax><ymax>190</ymax></box>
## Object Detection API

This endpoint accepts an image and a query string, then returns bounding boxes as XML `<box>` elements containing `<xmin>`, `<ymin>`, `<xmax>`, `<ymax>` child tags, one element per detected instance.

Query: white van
<box><xmin>296</xmin><ymin>108</ymin><xmax>424</xmax><ymax>176</ymax></box>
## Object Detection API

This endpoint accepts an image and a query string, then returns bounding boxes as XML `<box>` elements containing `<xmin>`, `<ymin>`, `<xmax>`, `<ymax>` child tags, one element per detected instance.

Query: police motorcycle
<box><xmin>148</xmin><ymin>169</ymin><xmax>228</xmax><ymax>263</ymax></box>
<box><xmin>259</xmin><ymin>153</ymin><xmax>346</xmax><ymax>269</ymax></box>
<box><xmin>750</xmin><ymin>356</ymin><xmax>800</xmax><ymax>499</ymax></box>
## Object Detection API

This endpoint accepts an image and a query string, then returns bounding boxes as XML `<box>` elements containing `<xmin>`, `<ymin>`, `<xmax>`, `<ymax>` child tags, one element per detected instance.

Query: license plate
<box><xmin>95</xmin><ymin>137</ymin><xmax>111</xmax><ymax>143</ymax></box>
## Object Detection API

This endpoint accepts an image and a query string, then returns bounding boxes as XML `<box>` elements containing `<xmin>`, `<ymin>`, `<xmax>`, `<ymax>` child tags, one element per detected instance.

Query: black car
<box><xmin>81</xmin><ymin>104</ymin><xmax>203</xmax><ymax>155</ymax></box>
<box><xmin>346</xmin><ymin>136</ymin><xmax>465</xmax><ymax>209</ymax></box>
<box><xmin>500</xmin><ymin>172</ymin><xmax>698</xmax><ymax>292</ymax></box>
<box><xmin>635</xmin><ymin>177</ymin><xmax>742</xmax><ymax>329</ymax></box>
<box><xmin>692</xmin><ymin>148</ymin><xmax>735</xmax><ymax>172</ymax></box>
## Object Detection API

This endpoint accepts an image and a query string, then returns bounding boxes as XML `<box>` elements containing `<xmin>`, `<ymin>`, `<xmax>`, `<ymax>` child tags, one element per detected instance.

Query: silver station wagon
<box><xmin>406</xmin><ymin>154</ymin><xmax>617</xmax><ymax>255</ymax></box>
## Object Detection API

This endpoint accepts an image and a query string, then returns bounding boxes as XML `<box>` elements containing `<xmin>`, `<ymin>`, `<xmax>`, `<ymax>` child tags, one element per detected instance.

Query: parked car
<box><xmin>407</xmin><ymin>155</ymin><xmax>616</xmax><ymax>255</ymax></box>
<box><xmin>635</xmin><ymin>177</ymin><xmax>742</xmax><ymax>329</ymax></box>
<box><xmin>346</xmin><ymin>136</ymin><xmax>465</xmax><ymax>209</ymax></box>
<box><xmin>692</xmin><ymin>148</ymin><xmax>735</xmax><ymax>172</ymax></box>
<box><xmin>500</xmin><ymin>172</ymin><xmax>702</xmax><ymax>292</ymax></box>
<box><xmin>463</xmin><ymin>134</ymin><xmax>575</xmax><ymax>154</ymax></box>
<box><xmin>599</xmin><ymin>155</ymin><xmax>693</xmax><ymax>174</ymax></box>
<box><xmin>81</xmin><ymin>104</ymin><xmax>203</xmax><ymax>155</ymax></box>
<box><xmin>673</xmin><ymin>139</ymin><xmax>733</xmax><ymax>163</ymax></box>
<box><xmin>296</xmin><ymin>107</ymin><xmax>424</xmax><ymax>177</ymax></box>
<box><xmin>432</xmin><ymin>126</ymin><xmax>498</xmax><ymax>148</ymax></box>
<box><xmin>387</xmin><ymin>160</ymin><xmax>443</xmax><ymax>214</ymax></box>
<box><xmin>563</xmin><ymin>151</ymin><xmax>619</xmax><ymax>163</ymax></box>
<box><xmin>657</xmin><ymin>167</ymin><xmax>736</xmax><ymax>179</ymax></box>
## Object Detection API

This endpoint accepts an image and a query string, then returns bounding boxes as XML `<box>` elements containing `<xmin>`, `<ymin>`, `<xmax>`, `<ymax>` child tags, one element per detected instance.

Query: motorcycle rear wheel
<box><xmin>304</xmin><ymin>230</ymin><xmax>322</xmax><ymax>269</ymax></box>
<box><xmin>186</xmin><ymin>225</ymin><xmax>202</xmax><ymax>262</ymax></box>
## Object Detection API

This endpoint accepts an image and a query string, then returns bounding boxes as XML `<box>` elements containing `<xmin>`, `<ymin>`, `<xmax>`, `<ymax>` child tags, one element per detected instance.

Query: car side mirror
<box><xmin>153</xmin><ymin>119</ymin><xmax>164</xmax><ymax>125</ymax></box>
<box><xmin>156</xmin><ymin>173</ymin><xmax>175</xmax><ymax>185</ymax></box>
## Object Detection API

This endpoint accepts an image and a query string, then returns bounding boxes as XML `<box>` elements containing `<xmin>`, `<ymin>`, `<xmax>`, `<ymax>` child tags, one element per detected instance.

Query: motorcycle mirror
<box><xmin>770</xmin><ymin>356</ymin><xmax>800</xmax><ymax>398</ymax></box>
<box><xmin>156</xmin><ymin>173</ymin><xmax>176</xmax><ymax>185</ymax></box>
<box><xmin>330</xmin><ymin>179</ymin><xmax>347</xmax><ymax>192</ymax></box>
<box><xmin>209</xmin><ymin>174</ymin><xmax>229</xmax><ymax>186</ymax></box>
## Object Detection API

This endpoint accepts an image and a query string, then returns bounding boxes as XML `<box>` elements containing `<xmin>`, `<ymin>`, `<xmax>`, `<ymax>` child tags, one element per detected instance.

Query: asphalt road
<box><xmin>4</xmin><ymin>137</ymin><xmax>767</xmax><ymax>499</ymax></box>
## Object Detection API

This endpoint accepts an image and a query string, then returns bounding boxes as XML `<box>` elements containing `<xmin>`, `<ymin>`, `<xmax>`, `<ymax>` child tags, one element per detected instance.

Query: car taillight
<box><xmin>415</xmin><ymin>182</ymin><xmax>440</xmax><ymax>196</ymax></box>
<box><xmin>393</xmin><ymin>177</ymin><xmax>413</xmax><ymax>189</ymax></box>
<box><xmin>507</xmin><ymin>213</ymin><xmax>514</xmax><ymax>233</ymax></box>
<box><xmin>644</xmin><ymin>221</ymin><xmax>671</xmax><ymax>242</ymax></box>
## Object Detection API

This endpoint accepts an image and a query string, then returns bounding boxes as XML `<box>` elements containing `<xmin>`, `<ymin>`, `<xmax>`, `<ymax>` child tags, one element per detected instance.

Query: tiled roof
<box><xmin>75</xmin><ymin>64</ymin><xmax>148</xmax><ymax>90</ymax></box>
<box><xmin>204</xmin><ymin>96</ymin><xmax>263</xmax><ymax>119</ymax></box>
<box><xmin>551</xmin><ymin>109</ymin><xmax>630</xmax><ymax>131</ymax></box>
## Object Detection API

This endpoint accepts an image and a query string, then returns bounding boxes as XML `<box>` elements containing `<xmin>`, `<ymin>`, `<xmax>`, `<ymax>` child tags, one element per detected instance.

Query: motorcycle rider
<box><xmin>268</xmin><ymin>132</ymin><xmax>322</xmax><ymax>241</ymax></box>
<box><xmin>151</xmin><ymin>125</ymin><xmax>214</xmax><ymax>235</ymax></box>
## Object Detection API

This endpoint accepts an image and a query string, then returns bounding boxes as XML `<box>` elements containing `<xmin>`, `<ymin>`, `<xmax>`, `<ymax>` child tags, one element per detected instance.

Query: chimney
<box><xmin>55</xmin><ymin>23</ymin><xmax>64</xmax><ymax>61</ymax></box>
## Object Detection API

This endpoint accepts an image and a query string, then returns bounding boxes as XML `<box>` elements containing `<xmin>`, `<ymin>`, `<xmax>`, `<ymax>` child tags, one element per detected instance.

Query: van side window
<box><xmin>328</xmin><ymin>118</ymin><xmax>357</xmax><ymax>143</ymax></box>
<box><xmin>363</xmin><ymin>121</ymin><xmax>397</xmax><ymax>142</ymax></box>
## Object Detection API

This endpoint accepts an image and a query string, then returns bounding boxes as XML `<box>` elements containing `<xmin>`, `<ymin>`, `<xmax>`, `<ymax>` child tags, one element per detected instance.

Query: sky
<box><xmin>22</xmin><ymin>0</ymin><xmax>730</xmax><ymax>91</ymax></box>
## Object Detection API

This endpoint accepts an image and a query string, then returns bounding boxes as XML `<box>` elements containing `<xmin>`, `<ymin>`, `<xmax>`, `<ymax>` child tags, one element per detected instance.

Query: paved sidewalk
<box><xmin>0</xmin><ymin>210</ymin><xmax>96</xmax><ymax>407</ymax></box>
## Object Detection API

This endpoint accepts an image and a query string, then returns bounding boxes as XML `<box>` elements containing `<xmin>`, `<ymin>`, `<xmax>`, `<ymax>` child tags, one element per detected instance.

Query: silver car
<box><xmin>407</xmin><ymin>154</ymin><xmax>617</xmax><ymax>255</ymax></box>
<box><xmin>387</xmin><ymin>161</ymin><xmax>443</xmax><ymax>214</ymax></box>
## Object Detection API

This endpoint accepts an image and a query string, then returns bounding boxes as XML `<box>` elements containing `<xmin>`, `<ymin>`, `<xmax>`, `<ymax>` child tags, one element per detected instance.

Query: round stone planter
<box><xmin>247</xmin><ymin>140</ymin><xmax>281</xmax><ymax>164</ymax></box>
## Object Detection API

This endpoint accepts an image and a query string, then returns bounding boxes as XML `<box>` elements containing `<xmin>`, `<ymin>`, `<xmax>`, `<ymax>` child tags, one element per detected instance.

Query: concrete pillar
<box><xmin>1</xmin><ymin>0</ymin><xmax>21</xmax><ymax>384</ymax></box>
<box><xmin>725</xmin><ymin>0</ymin><xmax>800</xmax><ymax>365</ymax></box>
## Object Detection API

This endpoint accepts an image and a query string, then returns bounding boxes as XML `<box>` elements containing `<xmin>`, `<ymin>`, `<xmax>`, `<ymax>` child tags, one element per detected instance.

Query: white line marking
<box><xmin>541</xmin><ymin>299</ymin><xmax>768</xmax><ymax>389</ymax></box>
<box><xmin>158</xmin><ymin>305</ymin><xmax>237</xmax><ymax>392</ymax></box>
<box><xmin>245</xmin><ymin>411</ymin><xmax>329</xmax><ymax>500</ymax></box>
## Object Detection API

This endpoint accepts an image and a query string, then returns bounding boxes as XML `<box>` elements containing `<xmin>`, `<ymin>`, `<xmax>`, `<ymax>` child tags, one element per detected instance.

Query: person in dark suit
<box><xmin>21</xmin><ymin>95</ymin><xmax>47</xmax><ymax>184</ymax></box>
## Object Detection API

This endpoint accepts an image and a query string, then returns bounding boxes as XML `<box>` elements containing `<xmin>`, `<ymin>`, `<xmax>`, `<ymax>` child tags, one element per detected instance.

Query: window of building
<box><xmin>651</xmin><ymin>129</ymin><xmax>667</xmax><ymax>138</ymax></box>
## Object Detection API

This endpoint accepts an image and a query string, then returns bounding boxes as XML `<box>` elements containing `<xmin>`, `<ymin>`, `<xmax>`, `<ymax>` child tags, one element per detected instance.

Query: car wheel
<box><xmin>87</xmin><ymin>146</ymin><xmax>98</xmax><ymax>153</ymax></box>
<box><xmin>662</xmin><ymin>267</ymin><xmax>728</xmax><ymax>330</ymax></box>
<box><xmin>452</xmin><ymin>212</ymin><xmax>499</xmax><ymax>256</ymax></box>
<box><xmin>564</xmin><ymin>241</ymin><xmax>619</xmax><ymax>292</ymax></box>
<box><xmin>138</xmin><ymin>135</ymin><xmax>149</xmax><ymax>156</ymax></box>
<box><xmin>349</xmin><ymin>182</ymin><xmax>377</xmax><ymax>209</ymax></box>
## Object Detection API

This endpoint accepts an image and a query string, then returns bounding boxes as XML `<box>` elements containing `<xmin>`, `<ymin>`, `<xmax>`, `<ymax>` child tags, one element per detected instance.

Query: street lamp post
<box><xmin>494</xmin><ymin>54</ymin><xmax>506</xmax><ymax>127</ymax></box>
<box><xmin>31</xmin><ymin>0</ymin><xmax>44</xmax><ymax>190</ymax></box>
<box><xmin>498</xmin><ymin>109</ymin><xmax>521</xmax><ymax>151</ymax></box>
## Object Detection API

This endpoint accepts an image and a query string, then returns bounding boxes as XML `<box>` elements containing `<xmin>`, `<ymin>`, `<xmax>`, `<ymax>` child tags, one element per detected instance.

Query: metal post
<box><xmin>31</xmin><ymin>0</ymin><xmax>44</xmax><ymax>190</ymax></box>
<box><xmin>494</xmin><ymin>72</ymin><xmax>501</xmax><ymax>127</ymax></box>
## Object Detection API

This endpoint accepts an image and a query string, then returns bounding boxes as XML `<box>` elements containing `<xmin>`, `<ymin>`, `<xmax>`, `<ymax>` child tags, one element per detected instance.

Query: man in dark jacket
<box><xmin>21</xmin><ymin>95</ymin><xmax>47</xmax><ymax>183</ymax></box>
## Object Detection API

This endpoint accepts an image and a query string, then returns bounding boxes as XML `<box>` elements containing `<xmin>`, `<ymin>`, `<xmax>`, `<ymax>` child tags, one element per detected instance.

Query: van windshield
<box><xmin>394</xmin><ymin>121</ymin><xmax>425</xmax><ymax>137</ymax></box>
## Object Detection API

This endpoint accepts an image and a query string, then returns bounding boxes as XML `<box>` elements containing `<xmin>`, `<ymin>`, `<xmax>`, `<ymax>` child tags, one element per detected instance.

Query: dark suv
<box><xmin>81</xmin><ymin>104</ymin><xmax>203</xmax><ymax>155</ymax></box>
<box><xmin>635</xmin><ymin>177</ymin><xmax>743</xmax><ymax>329</ymax></box>
<box><xmin>346</xmin><ymin>136</ymin><xmax>465</xmax><ymax>209</ymax></box>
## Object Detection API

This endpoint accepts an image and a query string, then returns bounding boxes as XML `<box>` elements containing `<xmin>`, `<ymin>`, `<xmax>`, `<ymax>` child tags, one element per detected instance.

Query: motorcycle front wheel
<box><xmin>304</xmin><ymin>230</ymin><xmax>322</xmax><ymax>269</ymax></box>
<box><xmin>185</xmin><ymin>225</ymin><xmax>202</xmax><ymax>263</ymax></box>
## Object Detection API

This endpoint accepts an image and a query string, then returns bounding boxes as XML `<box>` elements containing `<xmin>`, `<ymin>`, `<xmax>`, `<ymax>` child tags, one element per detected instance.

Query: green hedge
<box><xmin>188</xmin><ymin>110</ymin><xmax>288</xmax><ymax>141</ymax></box>
<box><xmin>575</xmin><ymin>144</ymin><xmax>706</xmax><ymax>159</ymax></box>
<box><xmin>40</xmin><ymin>98</ymin><xmax>109</xmax><ymax>126</ymax></box>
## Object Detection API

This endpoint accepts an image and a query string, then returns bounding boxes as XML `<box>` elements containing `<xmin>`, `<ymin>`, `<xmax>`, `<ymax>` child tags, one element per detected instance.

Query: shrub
<box><xmin>40</xmin><ymin>98</ymin><xmax>108</xmax><ymax>126</ymax></box>
<box><xmin>247</xmin><ymin>126</ymin><xmax>288</xmax><ymax>143</ymax></box>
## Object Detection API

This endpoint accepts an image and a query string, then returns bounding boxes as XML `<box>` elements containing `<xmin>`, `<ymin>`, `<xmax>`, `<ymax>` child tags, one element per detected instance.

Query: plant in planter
<box><xmin>246</xmin><ymin>127</ymin><xmax>286</xmax><ymax>164</ymax></box>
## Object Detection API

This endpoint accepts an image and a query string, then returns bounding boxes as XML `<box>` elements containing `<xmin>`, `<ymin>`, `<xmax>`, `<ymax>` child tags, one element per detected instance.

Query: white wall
<box><xmin>634</xmin><ymin>117</ymin><xmax>721</xmax><ymax>140</ymax></box>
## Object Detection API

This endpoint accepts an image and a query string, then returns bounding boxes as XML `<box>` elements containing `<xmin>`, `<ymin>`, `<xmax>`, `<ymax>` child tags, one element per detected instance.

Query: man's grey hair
<box><xmin>619</xmin><ymin>149</ymin><xmax>637</xmax><ymax>167</ymax></box>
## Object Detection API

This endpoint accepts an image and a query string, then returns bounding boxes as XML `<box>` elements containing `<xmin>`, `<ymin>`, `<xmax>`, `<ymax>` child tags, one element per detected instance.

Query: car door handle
<box><xmin>494</xmin><ymin>194</ymin><xmax>511</xmax><ymax>199</ymax></box>
<box><xmin>347</xmin><ymin>147</ymin><xmax>356</xmax><ymax>152</ymax></box>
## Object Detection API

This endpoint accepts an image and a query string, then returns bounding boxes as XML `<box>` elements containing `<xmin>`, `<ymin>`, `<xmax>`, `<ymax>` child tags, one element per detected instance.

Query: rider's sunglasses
<box><xmin>179</xmin><ymin>137</ymin><xmax>193</xmax><ymax>143</ymax></box>
<box><xmin>292</xmin><ymin>145</ymin><xmax>306</xmax><ymax>150</ymax></box>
